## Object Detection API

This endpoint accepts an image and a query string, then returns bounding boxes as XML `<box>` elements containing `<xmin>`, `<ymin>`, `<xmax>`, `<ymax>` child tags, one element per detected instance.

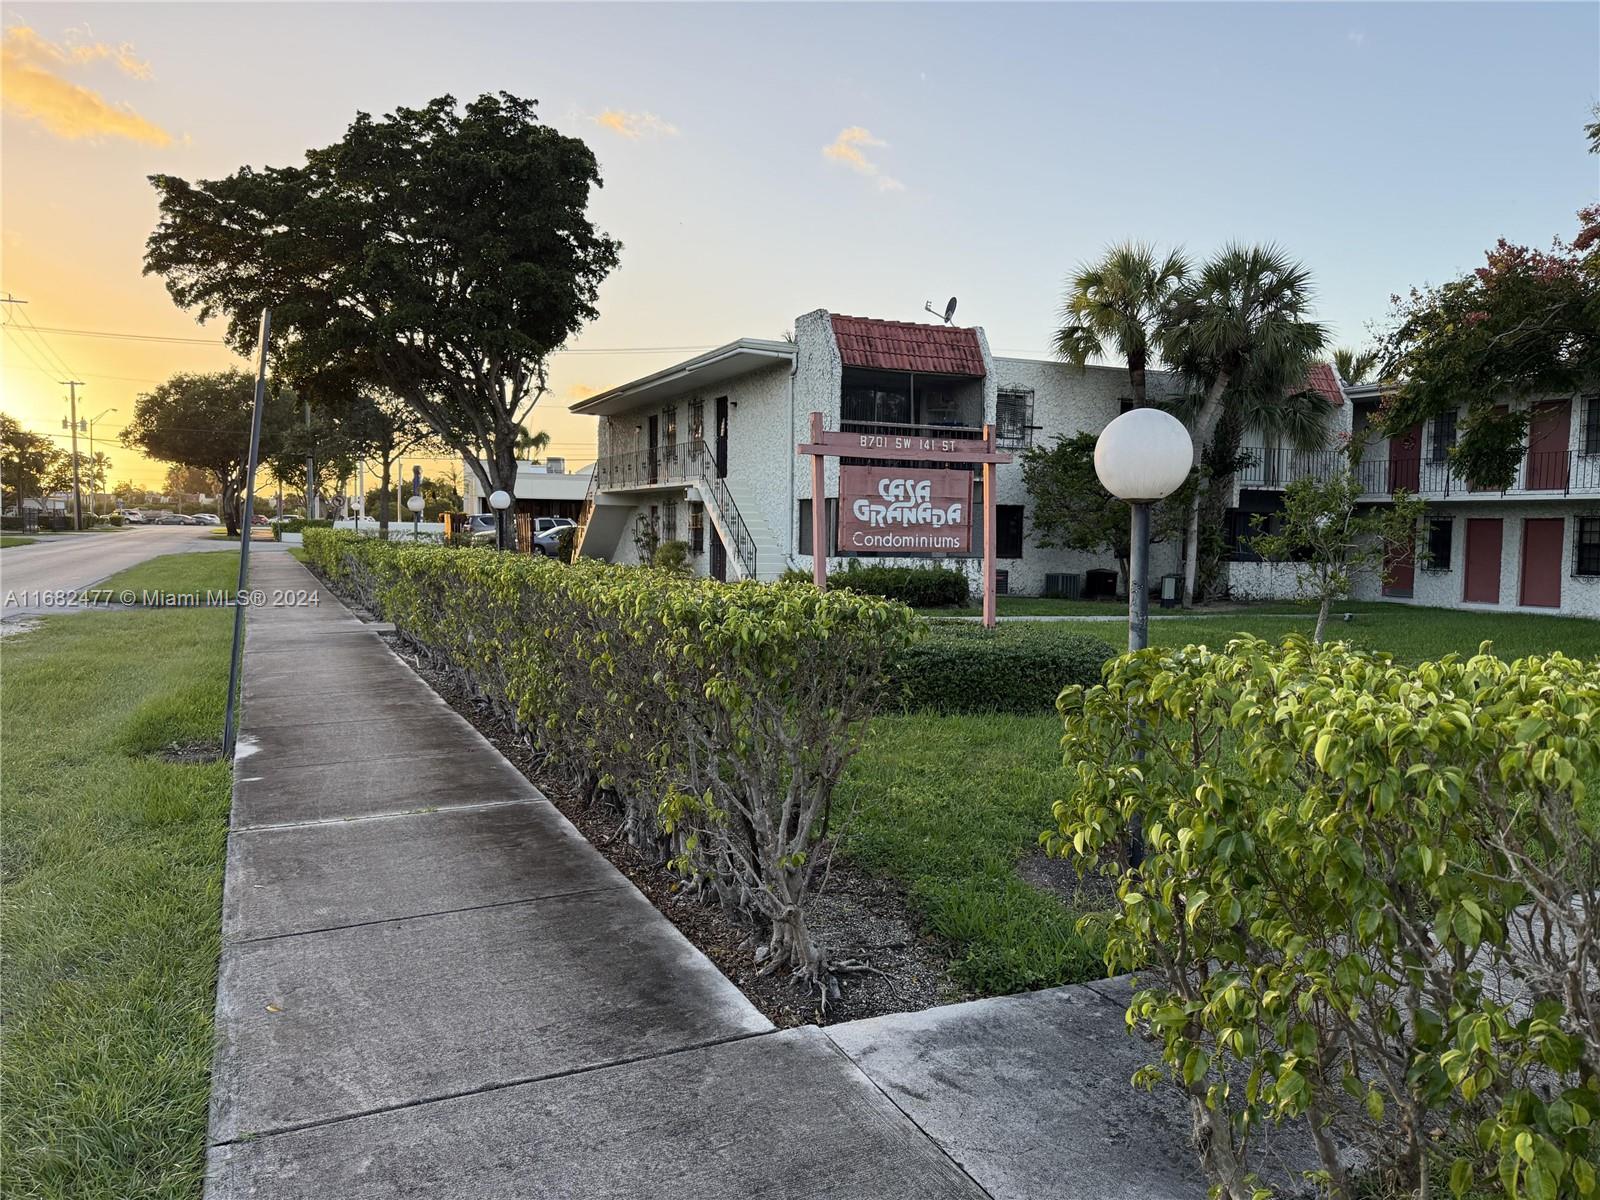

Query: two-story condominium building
<box><xmin>569</xmin><ymin>307</ymin><xmax>1600</xmax><ymax>616</ymax></box>
<box><xmin>570</xmin><ymin>308</ymin><xmax>1196</xmax><ymax>597</ymax></box>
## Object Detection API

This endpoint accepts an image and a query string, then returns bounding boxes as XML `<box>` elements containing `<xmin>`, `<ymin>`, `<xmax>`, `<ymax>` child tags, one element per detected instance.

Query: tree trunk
<box><xmin>377</xmin><ymin>455</ymin><xmax>392</xmax><ymax>541</ymax></box>
<box><xmin>1182</xmin><ymin>373</ymin><xmax>1231</xmax><ymax>604</ymax></box>
<box><xmin>221</xmin><ymin>478</ymin><xmax>240</xmax><ymax>537</ymax></box>
<box><xmin>1313</xmin><ymin>596</ymin><xmax>1331</xmax><ymax>644</ymax></box>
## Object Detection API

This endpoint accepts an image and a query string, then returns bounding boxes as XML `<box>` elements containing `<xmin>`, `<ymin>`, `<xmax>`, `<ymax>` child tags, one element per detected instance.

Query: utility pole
<box><xmin>61</xmin><ymin>380</ymin><xmax>85</xmax><ymax>530</ymax></box>
<box><xmin>86</xmin><ymin>408</ymin><xmax>116</xmax><ymax>518</ymax></box>
<box><xmin>303</xmin><ymin>396</ymin><xmax>318</xmax><ymax>520</ymax></box>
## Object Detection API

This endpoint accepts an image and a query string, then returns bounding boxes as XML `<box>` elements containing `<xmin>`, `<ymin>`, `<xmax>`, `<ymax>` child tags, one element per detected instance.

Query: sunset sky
<box><xmin>3</xmin><ymin>2</ymin><xmax>1596</xmax><ymax>490</ymax></box>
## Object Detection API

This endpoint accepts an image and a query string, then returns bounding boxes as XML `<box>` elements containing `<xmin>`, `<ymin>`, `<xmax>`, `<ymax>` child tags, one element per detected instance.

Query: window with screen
<box><xmin>689</xmin><ymin>398</ymin><xmax>705</xmax><ymax>446</ymax></box>
<box><xmin>997</xmin><ymin>505</ymin><xmax>1025</xmax><ymax>558</ymax></box>
<box><xmin>1425</xmin><ymin>517</ymin><xmax>1453</xmax><ymax>570</ymax></box>
<box><xmin>996</xmin><ymin>391</ymin><xmax>1033</xmax><ymax>449</ymax></box>
<box><xmin>663</xmin><ymin>501</ymin><xmax>678</xmax><ymax>542</ymax></box>
<box><xmin>689</xmin><ymin>503</ymin><xmax>704</xmax><ymax>554</ymax></box>
<box><xmin>797</xmin><ymin>499</ymin><xmax>838</xmax><ymax>556</ymax></box>
<box><xmin>1576</xmin><ymin>516</ymin><xmax>1600</xmax><ymax>577</ymax></box>
<box><xmin>1430</xmin><ymin>410</ymin><xmax>1458</xmax><ymax>463</ymax></box>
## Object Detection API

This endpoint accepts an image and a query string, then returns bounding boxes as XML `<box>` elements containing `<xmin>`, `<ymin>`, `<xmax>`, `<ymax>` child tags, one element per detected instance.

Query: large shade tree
<box><xmin>1377</xmin><ymin>204</ymin><xmax>1600</xmax><ymax>489</ymax></box>
<box><xmin>0</xmin><ymin>413</ymin><xmax>63</xmax><ymax>511</ymax></box>
<box><xmin>122</xmin><ymin>371</ymin><xmax>291</xmax><ymax>535</ymax></box>
<box><xmin>1160</xmin><ymin>244</ymin><xmax>1328</xmax><ymax>602</ymax></box>
<box><xmin>1055</xmin><ymin>241</ymin><xmax>1189</xmax><ymax>407</ymax></box>
<box><xmin>143</xmin><ymin>92</ymin><xmax>622</xmax><ymax>528</ymax></box>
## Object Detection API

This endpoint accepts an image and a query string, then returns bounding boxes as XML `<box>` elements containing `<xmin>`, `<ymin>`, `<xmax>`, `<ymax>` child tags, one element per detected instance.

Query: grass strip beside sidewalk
<box><xmin>98</xmin><ymin>551</ymin><xmax>242</xmax><ymax>605</ymax></box>
<box><xmin>1</xmin><ymin>608</ymin><xmax>234</xmax><ymax>1199</ymax></box>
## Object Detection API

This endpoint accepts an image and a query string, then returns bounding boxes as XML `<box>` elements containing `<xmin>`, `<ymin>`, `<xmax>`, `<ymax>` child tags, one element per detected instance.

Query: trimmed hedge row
<box><xmin>893</xmin><ymin>622</ymin><xmax>1116</xmax><ymax>713</ymax></box>
<box><xmin>784</xmin><ymin>562</ymin><xmax>971</xmax><ymax>608</ymax></box>
<box><xmin>273</xmin><ymin>516</ymin><xmax>334</xmax><ymax>540</ymax></box>
<box><xmin>304</xmin><ymin>529</ymin><xmax>919</xmax><ymax>980</ymax></box>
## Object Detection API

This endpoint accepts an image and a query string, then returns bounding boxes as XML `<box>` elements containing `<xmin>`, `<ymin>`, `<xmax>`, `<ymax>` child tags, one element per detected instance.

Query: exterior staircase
<box><xmin>573</xmin><ymin>442</ymin><xmax>786</xmax><ymax>583</ymax></box>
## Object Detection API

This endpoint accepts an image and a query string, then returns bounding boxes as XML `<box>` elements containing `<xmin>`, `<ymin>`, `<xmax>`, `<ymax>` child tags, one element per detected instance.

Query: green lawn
<box><xmin>1035</xmin><ymin>603</ymin><xmax>1600</xmax><ymax>663</ymax></box>
<box><xmin>1</xmin><ymin>608</ymin><xmax>233</xmax><ymax>1199</ymax></box>
<box><xmin>834</xmin><ymin>712</ymin><xmax>1108</xmax><ymax>995</ymax></box>
<box><xmin>1</xmin><ymin>535</ymin><xmax>38</xmax><ymax>547</ymax></box>
<box><xmin>99</xmin><ymin>551</ymin><xmax>241</xmax><ymax>603</ymax></box>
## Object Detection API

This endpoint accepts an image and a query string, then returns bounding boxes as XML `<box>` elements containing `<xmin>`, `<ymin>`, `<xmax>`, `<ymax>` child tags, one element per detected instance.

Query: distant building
<box><xmin>461</xmin><ymin>459</ymin><xmax>592</xmax><ymax>523</ymax></box>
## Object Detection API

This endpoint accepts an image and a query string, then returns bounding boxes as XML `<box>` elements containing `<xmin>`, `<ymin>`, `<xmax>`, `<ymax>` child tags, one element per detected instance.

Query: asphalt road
<box><xmin>0</xmin><ymin>526</ymin><xmax>237</xmax><ymax>619</ymax></box>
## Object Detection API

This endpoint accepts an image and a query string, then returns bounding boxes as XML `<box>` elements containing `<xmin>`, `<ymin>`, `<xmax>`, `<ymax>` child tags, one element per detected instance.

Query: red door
<box><xmin>1383</xmin><ymin>538</ymin><xmax>1414</xmax><ymax>597</ymax></box>
<box><xmin>1524</xmin><ymin>402</ymin><xmax>1571</xmax><ymax>491</ymax></box>
<box><xmin>1463</xmin><ymin>518</ymin><xmax>1503</xmax><ymax>604</ymax></box>
<box><xmin>1518</xmin><ymin>518</ymin><xmax>1564</xmax><ymax>608</ymax></box>
<box><xmin>1388</xmin><ymin>422</ymin><xmax>1422</xmax><ymax>493</ymax></box>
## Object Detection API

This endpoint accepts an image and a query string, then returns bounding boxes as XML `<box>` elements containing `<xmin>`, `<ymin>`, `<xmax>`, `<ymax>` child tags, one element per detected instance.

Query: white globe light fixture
<box><xmin>405</xmin><ymin>494</ymin><xmax>426</xmax><ymax>514</ymax></box>
<box><xmin>487</xmin><ymin>489</ymin><xmax>513</xmax><ymax>551</ymax></box>
<box><xmin>1093</xmin><ymin>408</ymin><xmax>1194</xmax><ymax>655</ymax></box>
<box><xmin>1093</xmin><ymin>407</ymin><xmax>1194</xmax><ymax>503</ymax></box>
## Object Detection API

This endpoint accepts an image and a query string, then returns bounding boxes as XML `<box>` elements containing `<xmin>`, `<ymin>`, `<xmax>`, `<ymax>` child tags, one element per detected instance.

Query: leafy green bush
<box><xmin>893</xmin><ymin>622</ymin><xmax>1115</xmax><ymax>713</ymax></box>
<box><xmin>104</xmin><ymin>513</ymin><xmax>123</xmax><ymax>527</ymax></box>
<box><xmin>272</xmin><ymin>516</ymin><xmax>334</xmax><ymax>541</ymax></box>
<box><xmin>304</xmin><ymin>528</ymin><xmax>918</xmax><ymax>981</ymax></box>
<box><xmin>1050</xmin><ymin>636</ymin><xmax>1600</xmax><ymax>1200</ymax></box>
<box><xmin>652</xmin><ymin>539</ymin><xmax>690</xmax><ymax>575</ymax></box>
<box><xmin>0</xmin><ymin>515</ymin><xmax>27</xmax><ymax>531</ymax></box>
<box><xmin>814</xmin><ymin>561</ymin><xmax>972</xmax><ymax>608</ymax></box>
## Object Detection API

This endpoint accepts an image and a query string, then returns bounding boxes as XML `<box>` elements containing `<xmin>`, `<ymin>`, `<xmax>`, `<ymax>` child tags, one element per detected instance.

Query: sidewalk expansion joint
<box><xmin>208</xmin><ymin>1026</ymin><xmax>782</xmax><ymax>1149</ymax></box>
<box><xmin>228</xmin><ymin>796</ymin><xmax>550</xmax><ymax>834</ymax></box>
<box><xmin>225</xmin><ymin>882</ymin><xmax>632</xmax><ymax>947</ymax></box>
<box><xmin>817</xmin><ymin>1030</ymin><xmax>999</xmax><ymax>1200</ymax></box>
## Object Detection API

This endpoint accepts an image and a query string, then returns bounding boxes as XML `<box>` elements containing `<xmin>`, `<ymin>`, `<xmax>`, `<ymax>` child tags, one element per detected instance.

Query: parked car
<box><xmin>121</xmin><ymin>509</ymin><xmax>146</xmax><ymax>524</ymax></box>
<box><xmin>532</xmin><ymin>526</ymin><xmax>571</xmax><ymax>557</ymax></box>
<box><xmin>533</xmin><ymin>516</ymin><xmax>576</xmax><ymax>535</ymax></box>
<box><xmin>152</xmin><ymin>513</ymin><xmax>197</xmax><ymax>525</ymax></box>
<box><xmin>192</xmin><ymin>513</ymin><xmax>221</xmax><ymax>525</ymax></box>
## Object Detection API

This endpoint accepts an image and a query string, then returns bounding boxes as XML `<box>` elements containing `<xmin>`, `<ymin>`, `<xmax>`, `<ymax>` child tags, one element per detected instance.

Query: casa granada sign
<box><xmin>838</xmin><ymin>466</ymin><xmax>971</xmax><ymax>553</ymax></box>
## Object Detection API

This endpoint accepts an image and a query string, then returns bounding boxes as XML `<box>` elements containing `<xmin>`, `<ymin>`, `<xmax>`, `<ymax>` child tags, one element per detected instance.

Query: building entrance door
<box><xmin>1463</xmin><ymin>518</ymin><xmax>1503</xmax><ymax>603</ymax></box>
<box><xmin>709</xmin><ymin>526</ymin><xmax>727</xmax><ymax>582</ymax></box>
<box><xmin>1518</xmin><ymin>518</ymin><xmax>1564</xmax><ymax>608</ymax></box>
<box><xmin>715</xmin><ymin>397</ymin><xmax>729</xmax><ymax>479</ymax></box>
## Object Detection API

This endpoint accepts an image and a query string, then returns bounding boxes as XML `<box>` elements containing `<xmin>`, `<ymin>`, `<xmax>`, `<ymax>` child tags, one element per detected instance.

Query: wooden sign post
<box><xmin>798</xmin><ymin>411</ymin><xmax>1012</xmax><ymax>627</ymax></box>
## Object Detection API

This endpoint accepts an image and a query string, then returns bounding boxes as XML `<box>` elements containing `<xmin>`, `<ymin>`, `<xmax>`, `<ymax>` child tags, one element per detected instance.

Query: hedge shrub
<box><xmin>779</xmin><ymin>562</ymin><xmax>971</xmax><ymax>608</ymax></box>
<box><xmin>304</xmin><ymin>529</ymin><xmax>919</xmax><ymax>981</ymax></box>
<box><xmin>892</xmin><ymin>622</ymin><xmax>1115</xmax><ymax>713</ymax></box>
<box><xmin>1050</xmin><ymin>636</ymin><xmax>1600</xmax><ymax>1200</ymax></box>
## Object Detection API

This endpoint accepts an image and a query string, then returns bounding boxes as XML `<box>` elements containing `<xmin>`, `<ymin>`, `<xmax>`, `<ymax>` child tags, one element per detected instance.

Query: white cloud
<box><xmin>1</xmin><ymin>24</ymin><xmax>169</xmax><ymax>145</ymax></box>
<box><xmin>593</xmin><ymin>109</ymin><xmax>679</xmax><ymax>139</ymax></box>
<box><xmin>822</xmin><ymin>126</ymin><xmax>903</xmax><ymax>193</ymax></box>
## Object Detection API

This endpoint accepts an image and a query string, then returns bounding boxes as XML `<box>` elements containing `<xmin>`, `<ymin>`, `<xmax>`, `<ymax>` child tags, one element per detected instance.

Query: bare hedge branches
<box><xmin>306</xmin><ymin>530</ymin><xmax>918</xmax><ymax>983</ymax></box>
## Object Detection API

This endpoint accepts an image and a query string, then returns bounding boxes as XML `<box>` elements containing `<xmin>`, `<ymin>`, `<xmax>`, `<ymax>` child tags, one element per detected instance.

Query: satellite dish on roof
<box><xmin>923</xmin><ymin>296</ymin><xmax>958</xmax><ymax>325</ymax></box>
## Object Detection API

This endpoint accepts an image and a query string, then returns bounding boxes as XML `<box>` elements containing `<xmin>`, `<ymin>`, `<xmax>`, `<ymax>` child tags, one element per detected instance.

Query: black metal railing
<box><xmin>1238</xmin><ymin>447</ymin><xmax>1600</xmax><ymax>498</ymax></box>
<box><xmin>590</xmin><ymin>439</ymin><xmax>756</xmax><ymax>578</ymax></box>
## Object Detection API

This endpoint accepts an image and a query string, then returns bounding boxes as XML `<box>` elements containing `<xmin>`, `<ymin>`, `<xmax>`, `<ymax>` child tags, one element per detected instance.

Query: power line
<box><xmin>17</xmin><ymin>320</ymin><xmax>715</xmax><ymax>357</ymax></box>
<box><xmin>14</xmin><ymin>307</ymin><xmax>83</xmax><ymax>382</ymax></box>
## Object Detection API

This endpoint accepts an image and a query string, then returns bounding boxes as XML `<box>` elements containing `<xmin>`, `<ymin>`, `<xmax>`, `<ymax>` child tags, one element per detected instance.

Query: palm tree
<box><xmin>1055</xmin><ymin>242</ymin><xmax>1190</xmax><ymax>406</ymax></box>
<box><xmin>1332</xmin><ymin>346</ymin><xmax>1379</xmax><ymax>386</ymax></box>
<box><xmin>1160</xmin><ymin>244</ymin><xmax>1328</xmax><ymax>602</ymax></box>
<box><xmin>515</xmin><ymin>426</ymin><xmax>550</xmax><ymax>462</ymax></box>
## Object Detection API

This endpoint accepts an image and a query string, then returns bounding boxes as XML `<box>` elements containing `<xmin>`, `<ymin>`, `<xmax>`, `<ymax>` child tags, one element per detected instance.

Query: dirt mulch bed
<box><xmin>377</xmin><ymin>630</ymin><xmax>973</xmax><ymax>1027</ymax></box>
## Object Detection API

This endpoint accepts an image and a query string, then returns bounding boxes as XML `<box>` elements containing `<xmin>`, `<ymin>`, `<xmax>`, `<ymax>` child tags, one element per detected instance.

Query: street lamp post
<box><xmin>86</xmin><ymin>407</ymin><xmax>116</xmax><ymax>518</ymax></box>
<box><xmin>406</xmin><ymin>493</ymin><xmax>425</xmax><ymax>541</ymax></box>
<box><xmin>488</xmin><ymin>489</ymin><xmax>513</xmax><ymax>551</ymax></box>
<box><xmin>1093</xmin><ymin>408</ymin><xmax>1194</xmax><ymax>869</ymax></box>
<box><xmin>1093</xmin><ymin>408</ymin><xmax>1195</xmax><ymax>652</ymax></box>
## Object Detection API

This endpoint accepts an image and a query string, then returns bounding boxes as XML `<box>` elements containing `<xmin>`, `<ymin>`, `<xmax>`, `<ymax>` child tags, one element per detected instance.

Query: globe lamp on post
<box><xmin>405</xmin><ymin>493</ymin><xmax>425</xmax><ymax>541</ymax></box>
<box><xmin>1093</xmin><ymin>408</ymin><xmax>1194</xmax><ymax>652</ymax></box>
<box><xmin>488</xmin><ymin>489</ymin><xmax>513</xmax><ymax>551</ymax></box>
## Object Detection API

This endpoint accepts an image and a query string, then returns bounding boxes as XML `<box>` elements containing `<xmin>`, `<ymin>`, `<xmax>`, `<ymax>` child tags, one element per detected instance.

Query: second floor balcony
<box><xmin>1238</xmin><ymin>446</ymin><xmax>1600</xmax><ymax>500</ymax></box>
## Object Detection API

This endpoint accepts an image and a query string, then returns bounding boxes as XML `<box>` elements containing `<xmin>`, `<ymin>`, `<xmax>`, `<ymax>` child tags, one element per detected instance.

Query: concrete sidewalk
<box><xmin>207</xmin><ymin>547</ymin><xmax>990</xmax><ymax>1198</ymax></box>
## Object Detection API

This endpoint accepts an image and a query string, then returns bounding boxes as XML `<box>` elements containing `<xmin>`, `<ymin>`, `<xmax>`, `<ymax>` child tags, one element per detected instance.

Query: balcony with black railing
<box><xmin>586</xmin><ymin>438</ymin><xmax>757</xmax><ymax>579</ymax></box>
<box><xmin>1237</xmin><ymin>446</ymin><xmax>1600</xmax><ymax>499</ymax></box>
